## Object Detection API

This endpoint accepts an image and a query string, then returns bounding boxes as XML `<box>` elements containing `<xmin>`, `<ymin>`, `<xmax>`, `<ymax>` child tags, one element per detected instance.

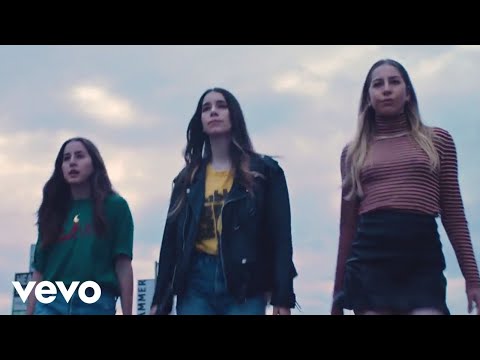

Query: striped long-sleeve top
<box><xmin>333</xmin><ymin>113</ymin><xmax>480</xmax><ymax>297</ymax></box>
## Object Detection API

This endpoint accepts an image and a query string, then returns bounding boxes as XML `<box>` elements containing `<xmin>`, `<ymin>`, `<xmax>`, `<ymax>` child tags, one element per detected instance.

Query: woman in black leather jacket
<box><xmin>150</xmin><ymin>88</ymin><xmax>297</xmax><ymax>315</ymax></box>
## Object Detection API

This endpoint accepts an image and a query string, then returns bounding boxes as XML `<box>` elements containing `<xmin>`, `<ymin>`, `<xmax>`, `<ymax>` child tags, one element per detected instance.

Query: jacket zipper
<box><xmin>218</xmin><ymin>191</ymin><xmax>247</xmax><ymax>291</ymax></box>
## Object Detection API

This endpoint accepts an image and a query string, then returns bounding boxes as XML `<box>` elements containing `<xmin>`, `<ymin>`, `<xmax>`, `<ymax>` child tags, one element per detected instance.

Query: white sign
<box><xmin>12</xmin><ymin>272</ymin><xmax>32</xmax><ymax>315</ymax></box>
<box><xmin>137</xmin><ymin>279</ymin><xmax>155</xmax><ymax>315</ymax></box>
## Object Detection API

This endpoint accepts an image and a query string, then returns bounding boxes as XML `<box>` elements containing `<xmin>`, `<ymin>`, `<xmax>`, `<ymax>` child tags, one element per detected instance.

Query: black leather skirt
<box><xmin>341</xmin><ymin>209</ymin><xmax>450</xmax><ymax>314</ymax></box>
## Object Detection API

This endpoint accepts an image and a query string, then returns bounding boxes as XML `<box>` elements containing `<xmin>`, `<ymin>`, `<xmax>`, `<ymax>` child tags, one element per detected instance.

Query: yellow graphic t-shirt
<box><xmin>196</xmin><ymin>164</ymin><xmax>234</xmax><ymax>255</ymax></box>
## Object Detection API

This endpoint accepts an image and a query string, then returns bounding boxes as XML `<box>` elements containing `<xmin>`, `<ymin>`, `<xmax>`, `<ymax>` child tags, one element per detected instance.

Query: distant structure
<box><xmin>136</xmin><ymin>261</ymin><xmax>177</xmax><ymax>315</ymax></box>
<box><xmin>136</xmin><ymin>261</ymin><xmax>158</xmax><ymax>315</ymax></box>
<box><xmin>11</xmin><ymin>244</ymin><xmax>35</xmax><ymax>315</ymax></box>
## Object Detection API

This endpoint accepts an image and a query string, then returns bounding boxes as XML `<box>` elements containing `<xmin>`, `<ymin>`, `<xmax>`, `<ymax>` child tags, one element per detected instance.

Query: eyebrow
<box><xmin>202</xmin><ymin>100</ymin><xmax>227</xmax><ymax>107</ymax></box>
<box><xmin>372</xmin><ymin>75</ymin><xmax>402</xmax><ymax>82</ymax></box>
<box><xmin>64</xmin><ymin>150</ymin><xmax>85</xmax><ymax>156</ymax></box>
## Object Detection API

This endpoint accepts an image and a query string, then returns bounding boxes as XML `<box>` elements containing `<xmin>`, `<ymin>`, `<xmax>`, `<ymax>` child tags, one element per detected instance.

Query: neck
<box><xmin>70</xmin><ymin>183</ymin><xmax>91</xmax><ymax>200</ymax></box>
<box><xmin>374</xmin><ymin>112</ymin><xmax>410</xmax><ymax>136</ymax></box>
<box><xmin>209</xmin><ymin>135</ymin><xmax>232</xmax><ymax>171</ymax></box>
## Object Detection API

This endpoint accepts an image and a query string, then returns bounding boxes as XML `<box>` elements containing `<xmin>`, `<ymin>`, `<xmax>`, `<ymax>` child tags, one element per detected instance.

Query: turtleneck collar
<box><xmin>374</xmin><ymin>113</ymin><xmax>410</xmax><ymax>136</ymax></box>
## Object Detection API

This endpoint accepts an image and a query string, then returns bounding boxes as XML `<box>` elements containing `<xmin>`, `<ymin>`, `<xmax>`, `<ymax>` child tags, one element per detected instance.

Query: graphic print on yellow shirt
<box><xmin>196</xmin><ymin>164</ymin><xmax>234</xmax><ymax>255</ymax></box>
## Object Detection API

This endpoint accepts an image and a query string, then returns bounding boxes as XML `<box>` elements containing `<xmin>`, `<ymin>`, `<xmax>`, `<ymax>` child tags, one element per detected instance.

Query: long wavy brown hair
<box><xmin>343</xmin><ymin>59</ymin><xmax>439</xmax><ymax>200</ymax></box>
<box><xmin>37</xmin><ymin>137</ymin><xmax>116</xmax><ymax>247</ymax></box>
<box><xmin>168</xmin><ymin>88</ymin><xmax>260</xmax><ymax>218</ymax></box>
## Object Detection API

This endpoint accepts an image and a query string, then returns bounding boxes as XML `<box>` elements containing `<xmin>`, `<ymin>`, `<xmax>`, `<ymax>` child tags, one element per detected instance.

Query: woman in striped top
<box><xmin>331</xmin><ymin>59</ymin><xmax>480</xmax><ymax>315</ymax></box>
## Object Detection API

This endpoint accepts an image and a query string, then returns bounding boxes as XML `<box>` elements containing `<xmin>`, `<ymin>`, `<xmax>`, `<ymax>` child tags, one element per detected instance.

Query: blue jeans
<box><xmin>34</xmin><ymin>288</ymin><xmax>117</xmax><ymax>315</ymax></box>
<box><xmin>176</xmin><ymin>251</ymin><xmax>267</xmax><ymax>315</ymax></box>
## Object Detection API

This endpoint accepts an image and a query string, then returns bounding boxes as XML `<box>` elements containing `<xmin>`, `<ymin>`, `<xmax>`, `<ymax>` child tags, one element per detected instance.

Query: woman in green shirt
<box><xmin>27</xmin><ymin>137</ymin><xmax>134</xmax><ymax>315</ymax></box>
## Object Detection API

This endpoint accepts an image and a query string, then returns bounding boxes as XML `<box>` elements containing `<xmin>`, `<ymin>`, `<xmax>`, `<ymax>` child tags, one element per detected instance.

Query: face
<box><xmin>201</xmin><ymin>91</ymin><xmax>232</xmax><ymax>136</ymax></box>
<box><xmin>368</xmin><ymin>64</ymin><xmax>410</xmax><ymax>116</ymax></box>
<box><xmin>62</xmin><ymin>140</ymin><xmax>94</xmax><ymax>185</ymax></box>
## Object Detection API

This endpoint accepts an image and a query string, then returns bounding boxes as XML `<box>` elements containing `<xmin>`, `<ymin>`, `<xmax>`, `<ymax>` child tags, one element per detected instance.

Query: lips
<box><xmin>68</xmin><ymin>170</ymin><xmax>80</xmax><ymax>176</ymax></box>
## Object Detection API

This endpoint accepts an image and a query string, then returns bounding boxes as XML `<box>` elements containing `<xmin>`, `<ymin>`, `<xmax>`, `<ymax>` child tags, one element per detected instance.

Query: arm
<box><xmin>28</xmin><ymin>235</ymin><xmax>47</xmax><ymax>315</ymax></box>
<box><xmin>150</xmin><ymin>221</ymin><xmax>176</xmax><ymax>315</ymax></box>
<box><xmin>331</xmin><ymin>146</ymin><xmax>360</xmax><ymax>314</ymax></box>
<box><xmin>151</xmin><ymin>181</ymin><xmax>179</xmax><ymax>315</ymax></box>
<box><xmin>26</xmin><ymin>270</ymin><xmax>43</xmax><ymax>315</ymax></box>
<box><xmin>115</xmin><ymin>255</ymin><xmax>133</xmax><ymax>315</ymax></box>
<box><xmin>265</xmin><ymin>160</ymin><xmax>297</xmax><ymax>311</ymax></box>
<box><xmin>111</xmin><ymin>197</ymin><xmax>134</xmax><ymax>315</ymax></box>
<box><xmin>437</xmin><ymin>130</ymin><xmax>480</xmax><ymax>295</ymax></box>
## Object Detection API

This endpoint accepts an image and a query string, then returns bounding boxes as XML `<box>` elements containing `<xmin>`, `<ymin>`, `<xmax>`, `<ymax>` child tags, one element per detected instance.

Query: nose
<box><xmin>383</xmin><ymin>83</ymin><xmax>392</xmax><ymax>94</ymax></box>
<box><xmin>68</xmin><ymin>157</ymin><xmax>77</xmax><ymax>167</ymax></box>
<box><xmin>210</xmin><ymin>106</ymin><xmax>218</xmax><ymax>116</ymax></box>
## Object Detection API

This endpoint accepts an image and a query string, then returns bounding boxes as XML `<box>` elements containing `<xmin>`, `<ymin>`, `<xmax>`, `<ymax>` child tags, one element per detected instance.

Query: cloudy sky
<box><xmin>1</xmin><ymin>45</ymin><xmax>479</xmax><ymax>315</ymax></box>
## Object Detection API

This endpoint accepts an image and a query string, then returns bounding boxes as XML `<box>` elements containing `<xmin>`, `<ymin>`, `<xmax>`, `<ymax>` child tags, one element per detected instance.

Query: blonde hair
<box><xmin>343</xmin><ymin>59</ymin><xmax>439</xmax><ymax>200</ymax></box>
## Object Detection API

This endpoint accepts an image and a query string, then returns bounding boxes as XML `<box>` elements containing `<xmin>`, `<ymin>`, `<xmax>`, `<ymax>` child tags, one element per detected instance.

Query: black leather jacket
<box><xmin>151</xmin><ymin>154</ymin><xmax>297</xmax><ymax>314</ymax></box>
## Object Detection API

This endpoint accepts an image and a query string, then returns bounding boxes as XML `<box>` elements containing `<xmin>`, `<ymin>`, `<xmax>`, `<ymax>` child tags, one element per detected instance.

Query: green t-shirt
<box><xmin>32</xmin><ymin>194</ymin><xmax>134</xmax><ymax>295</ymax></box>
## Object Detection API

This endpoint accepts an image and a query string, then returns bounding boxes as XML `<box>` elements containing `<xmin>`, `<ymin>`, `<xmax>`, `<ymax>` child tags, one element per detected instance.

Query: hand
<box><xmin>331</xmin><ymin>291</ymin><xmax>344</xmax><ymax>315</ymax></box>
<box><xmin>272</xmin><ymin>306</ymin><xmax>291</xmax><ymax>315</ymax></box>
<box><xmin>467</xmin><ymin>287</ymin><xmax>480</xmax><ymax>315</ymax></box>
<box><xmin>150</xmin><ymin>305</ymin><xmax>158</xmax><ymax>315</ymax></box>
<box><xmin>331</xmin><ymin>305</ymin><xmax>344</xmax><ymax>315</ymax></box>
